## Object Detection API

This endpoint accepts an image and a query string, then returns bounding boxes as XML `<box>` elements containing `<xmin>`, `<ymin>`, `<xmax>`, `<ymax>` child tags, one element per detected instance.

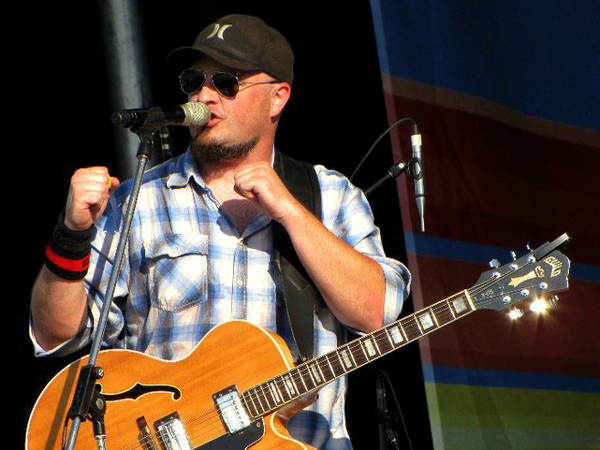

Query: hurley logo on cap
<box><xmin>206</xmin><ymin>23</ymin><xmax>232</xmax><ymax>40</ymax></box>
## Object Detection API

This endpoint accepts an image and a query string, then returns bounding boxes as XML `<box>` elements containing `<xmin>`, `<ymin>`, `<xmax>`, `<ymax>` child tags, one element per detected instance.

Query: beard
<box><xmin>190</xmin><ymin>134</ymin><xmax>259</xmax><ymax>165</ymax></box>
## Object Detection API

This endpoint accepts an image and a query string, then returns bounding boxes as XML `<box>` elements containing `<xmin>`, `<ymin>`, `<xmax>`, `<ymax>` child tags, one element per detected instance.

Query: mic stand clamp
<box><xmin>62</xmin><ymin>118</ymin><xmax>159</xmax><ymax>450</ymax></box>
<box><xmin>364</xmin><ymin>161</ymin><xmax>409</xmax><ymax>197</ymax></box>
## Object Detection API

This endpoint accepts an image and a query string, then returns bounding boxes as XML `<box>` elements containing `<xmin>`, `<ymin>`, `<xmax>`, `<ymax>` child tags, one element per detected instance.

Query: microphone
<box><xmin>410</xmin><ymin>124</ymin><xmax>425</xmax><ymax>232</ymax></box>
<box><xmin>111</xmin><ymin>102</ymin><xmax>210</xmax><ymax>130</ymax></box>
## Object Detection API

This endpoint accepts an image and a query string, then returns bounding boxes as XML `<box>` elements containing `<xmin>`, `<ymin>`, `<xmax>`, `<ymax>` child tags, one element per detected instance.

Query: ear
<box><xmin>270</xmin><ymin>82</ymin><xmax>292</xmax><ymax>121</ymax></box>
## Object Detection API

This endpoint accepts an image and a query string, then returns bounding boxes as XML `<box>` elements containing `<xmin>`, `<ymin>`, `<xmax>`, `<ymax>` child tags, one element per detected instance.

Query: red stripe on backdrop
<box><xmin>410</xmin><ymin>254</ymin><xmax>600</xmax><ymax>379</ymax></box>
<box><xmin>383</xmin><ymin>91</ymin><xmax>600</xmax><ymax>266</ymax></box>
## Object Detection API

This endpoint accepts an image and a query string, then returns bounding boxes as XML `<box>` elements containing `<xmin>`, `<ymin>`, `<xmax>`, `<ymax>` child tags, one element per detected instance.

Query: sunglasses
<box><xmin>179</xmin><ymin>68</ymin><xmax>280</xmax><ymax>98</ymax></box>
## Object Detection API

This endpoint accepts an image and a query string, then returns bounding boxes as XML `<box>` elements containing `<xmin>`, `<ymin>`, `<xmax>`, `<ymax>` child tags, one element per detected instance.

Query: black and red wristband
<box><xmin>44</xmin><ymin>213</ymin><xmax>94</xmax><ymax>281</ymax></box>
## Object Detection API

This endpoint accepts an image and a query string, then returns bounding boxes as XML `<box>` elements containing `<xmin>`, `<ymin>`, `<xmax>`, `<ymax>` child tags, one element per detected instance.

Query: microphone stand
<box><xmin>377</xmin><ymin>371</ymin><xmax>401</xmax><ymax>450</ymax></box>
<box><xmin>63</xmin><ymin>116</ymin><xmax>162</xmax><ymax>450</ymax></box>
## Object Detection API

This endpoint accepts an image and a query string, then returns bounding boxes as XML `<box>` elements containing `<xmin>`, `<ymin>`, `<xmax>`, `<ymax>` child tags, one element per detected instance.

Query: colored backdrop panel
<box><xmin>369</xmin><ymin>0</ymin><xmax>600</xmax><ymax>448</ymax></box>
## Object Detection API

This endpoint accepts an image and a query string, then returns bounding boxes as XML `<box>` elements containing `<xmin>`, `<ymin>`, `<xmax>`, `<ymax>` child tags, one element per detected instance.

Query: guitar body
<box><xmin>27</xmin><ymin>321</ymin><xmax>316</xmax><ymax>450</ymax></box>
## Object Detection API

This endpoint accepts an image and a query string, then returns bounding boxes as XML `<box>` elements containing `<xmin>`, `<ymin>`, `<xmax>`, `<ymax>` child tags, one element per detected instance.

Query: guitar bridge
<box><xmin>213</xmin><ymin>385</ymin><xmax>252</xmax><ymax>434</ymax></box>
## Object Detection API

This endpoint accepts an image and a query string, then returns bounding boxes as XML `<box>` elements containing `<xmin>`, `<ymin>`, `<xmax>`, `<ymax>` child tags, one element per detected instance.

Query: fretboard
<box><xmin>242</xmin><ymin>289</ymin><xmax>476</xmax><ymax>418</ymax></box>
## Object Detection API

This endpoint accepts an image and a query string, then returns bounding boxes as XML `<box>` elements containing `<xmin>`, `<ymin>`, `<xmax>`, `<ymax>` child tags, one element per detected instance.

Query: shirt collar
<box><xmin>166</xmin><ymin>148</ymin><xmax>208</xmax><ymax>190</ymax></box>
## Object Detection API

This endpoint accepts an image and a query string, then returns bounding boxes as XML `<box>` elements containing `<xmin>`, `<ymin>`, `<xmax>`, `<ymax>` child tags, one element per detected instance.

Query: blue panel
<box><xmin>370</xmin><ymin>0</ymin><xmax>600</xmax><ymax>130</ymax></box>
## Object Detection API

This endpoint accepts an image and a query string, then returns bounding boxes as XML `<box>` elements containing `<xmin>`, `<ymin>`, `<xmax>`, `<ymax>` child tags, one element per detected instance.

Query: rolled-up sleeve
<box><xmin>315</xmin><ymin>165</ymin><xmax>411</xmax><ymax>326</ymax></box>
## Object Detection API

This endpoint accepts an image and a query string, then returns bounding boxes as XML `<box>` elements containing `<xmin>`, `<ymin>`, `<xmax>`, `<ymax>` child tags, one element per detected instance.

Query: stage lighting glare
<box><xmin>530</xmin><ymin>298</ymin><xmax>549</xmax><ymax>314</ymax></box>
<box><xmin>508</xmin><ymin>308</ymin><xmax>524</xmax><ymax>320</ymax></box>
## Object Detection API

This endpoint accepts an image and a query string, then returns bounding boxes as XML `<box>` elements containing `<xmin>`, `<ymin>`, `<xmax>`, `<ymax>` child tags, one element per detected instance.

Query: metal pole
<box><xmin>98</xmin><ymin>0</ymin><xmax>154</xmax><ymax>179</ymax></box>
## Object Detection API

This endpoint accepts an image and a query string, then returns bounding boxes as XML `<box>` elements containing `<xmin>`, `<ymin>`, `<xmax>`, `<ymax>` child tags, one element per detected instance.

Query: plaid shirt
<box><xmin>32</xmin><ymin>149</ymin><xmax>410</xmax><ymax>449</ymax></box>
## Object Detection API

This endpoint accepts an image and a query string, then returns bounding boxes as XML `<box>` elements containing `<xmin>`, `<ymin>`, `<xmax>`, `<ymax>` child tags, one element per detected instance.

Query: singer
<box><xmin>29</xmin><ymin>14</ymin><xmax>411</xmax><ymax>450</ymax></box>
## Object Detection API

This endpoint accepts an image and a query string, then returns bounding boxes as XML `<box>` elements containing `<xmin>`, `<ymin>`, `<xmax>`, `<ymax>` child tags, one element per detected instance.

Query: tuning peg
<box><xmin>510</xmin><ymin>250</ymin><xmax>517</xmax><ymax>261</ymax></box>
<box><xmin>526</xmin><ymin>243</ymin><xmax>533</xmax><ymax>252</ymax></box>
<box><xmin>489</xmin><ymin>258</ymin><xmax>501</xmax><ymax>268</ymax></box>
<box><xmin>549</xmin><ymin>295</ymin><xmax>559</xmax><ymax>306</ymax></box>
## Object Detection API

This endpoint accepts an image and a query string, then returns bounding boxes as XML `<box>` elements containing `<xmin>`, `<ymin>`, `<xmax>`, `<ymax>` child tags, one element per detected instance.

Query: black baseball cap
<box><xmin>167</xmin><ymin>14</ymin><xmax>294</xmax><ymax>84</ymax></box>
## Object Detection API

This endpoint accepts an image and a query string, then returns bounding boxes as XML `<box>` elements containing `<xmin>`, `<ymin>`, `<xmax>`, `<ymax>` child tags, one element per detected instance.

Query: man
<box><xmin>30</xmin><ymin>14</ymin><xmax>411</xmax><ymax>449</ymax></box>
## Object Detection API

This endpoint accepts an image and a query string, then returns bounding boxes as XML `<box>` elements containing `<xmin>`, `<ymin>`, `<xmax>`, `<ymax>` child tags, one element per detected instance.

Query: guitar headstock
<box><xmin>470</xmin><ymin>233</ymin><xmax>571</xmax><ymax>315</ymax></box>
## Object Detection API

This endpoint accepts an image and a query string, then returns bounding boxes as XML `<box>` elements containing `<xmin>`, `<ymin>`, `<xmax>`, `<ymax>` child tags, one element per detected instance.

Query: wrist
<box><xmin>44</xmin><ymin>212</ymin><xmax>94</xmax><ymax>280</ymax></box>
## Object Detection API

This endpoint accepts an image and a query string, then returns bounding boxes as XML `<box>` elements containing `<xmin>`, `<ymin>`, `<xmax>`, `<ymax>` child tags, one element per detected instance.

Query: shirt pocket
<box><xmin>145</xmin><ymin>234</ymin><xmax>209</xmax><ymax>312</ymax></box>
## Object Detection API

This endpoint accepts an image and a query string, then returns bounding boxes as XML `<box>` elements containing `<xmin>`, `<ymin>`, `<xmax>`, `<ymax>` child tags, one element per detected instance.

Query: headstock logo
<box><xmin>543</xmin><ymin>255</ymin><xmax>563</xmax><ymax>277</ymax></box>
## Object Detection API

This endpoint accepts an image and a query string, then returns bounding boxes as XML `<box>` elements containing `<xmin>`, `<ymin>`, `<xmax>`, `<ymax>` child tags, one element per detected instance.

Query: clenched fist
<box><xmin>233</xmin><ymin>163</ymin><xmax>303</xmax><ymax>225</ymax></box>
<box><xmin>64</xmin><ymin>167</ymin><xmax>120</xmax><ymax>231</ymax></box>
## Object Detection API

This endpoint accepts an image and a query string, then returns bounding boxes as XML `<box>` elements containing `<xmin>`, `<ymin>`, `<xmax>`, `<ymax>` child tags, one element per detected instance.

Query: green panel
<box><xmin>425</xmin><ymin>382</ymin><xmax>600</xmax><ymax>450</ymax></box>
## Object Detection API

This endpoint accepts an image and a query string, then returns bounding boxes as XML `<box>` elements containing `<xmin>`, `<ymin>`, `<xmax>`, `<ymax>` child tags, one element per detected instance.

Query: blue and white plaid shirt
<box><xmin>32</xmin><ymin>148</ymin><xmax>410</xmax><ymax>449</ymax></box>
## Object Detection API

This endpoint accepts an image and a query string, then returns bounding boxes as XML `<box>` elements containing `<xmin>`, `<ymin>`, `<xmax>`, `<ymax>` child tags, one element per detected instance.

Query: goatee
<box><xmin>191</xmin><ymin>137</ymin><xmax>259</xmax><ymax>165</ymax></box>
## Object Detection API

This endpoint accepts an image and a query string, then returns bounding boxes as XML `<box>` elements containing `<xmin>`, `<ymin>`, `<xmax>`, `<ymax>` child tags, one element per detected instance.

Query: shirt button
<box><xmin>237</xmin><ymin>279</ymin><xmax>244</xmax><ymax>286</ymax></box>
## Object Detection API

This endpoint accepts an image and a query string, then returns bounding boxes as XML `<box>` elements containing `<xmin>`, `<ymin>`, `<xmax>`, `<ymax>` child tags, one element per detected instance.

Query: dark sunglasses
<box><xmin>179</xmin><ymin>68</ymin><xmax>279</xmax><ymax>98</ymax></box>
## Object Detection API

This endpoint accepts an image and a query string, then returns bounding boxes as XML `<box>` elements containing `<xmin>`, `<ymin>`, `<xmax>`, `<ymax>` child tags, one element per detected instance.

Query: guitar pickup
<box><xmin>154</xmin><ymin>412</ymin><xmax>192</xmax><ymax>450</ymax></box>
<box><xmin>213</xmin><ymin>385</ymin><xmax>252</xmax><ymax>434</ymax></box>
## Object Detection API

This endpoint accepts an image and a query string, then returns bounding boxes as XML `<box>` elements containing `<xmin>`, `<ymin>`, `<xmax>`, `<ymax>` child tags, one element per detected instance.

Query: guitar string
<box><xmin>112</xmin><ymin>262</ymin><xmax>539</xmax><ymax>448</ymax></box>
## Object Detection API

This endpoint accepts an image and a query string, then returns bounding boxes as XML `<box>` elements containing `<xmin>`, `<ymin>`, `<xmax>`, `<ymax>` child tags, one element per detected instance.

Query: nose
<box><xmin>189</xmin><ymin>81</ymin><xmax>220</xmax><ymax>104</ymax></box>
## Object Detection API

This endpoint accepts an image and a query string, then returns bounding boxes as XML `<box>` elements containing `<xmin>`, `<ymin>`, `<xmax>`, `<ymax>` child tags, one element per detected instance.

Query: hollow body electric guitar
<box><xmin>27</xmin><ymin>234</ymin><xmax>571</xmax><ymax>450</ymax></box>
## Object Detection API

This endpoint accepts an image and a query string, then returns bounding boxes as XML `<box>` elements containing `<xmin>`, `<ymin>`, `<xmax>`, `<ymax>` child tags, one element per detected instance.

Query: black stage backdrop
<box><xmin>14</xmin><ymin>2</ymin><xmax>433</xmax><ymax>449</ymax></box>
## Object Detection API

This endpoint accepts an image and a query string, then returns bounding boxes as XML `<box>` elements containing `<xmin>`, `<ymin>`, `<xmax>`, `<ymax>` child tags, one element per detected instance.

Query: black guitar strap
<box><xmin>273</xmin><ymin>150</ymin><xmax>324</xmax><ymax>362</ymax></box>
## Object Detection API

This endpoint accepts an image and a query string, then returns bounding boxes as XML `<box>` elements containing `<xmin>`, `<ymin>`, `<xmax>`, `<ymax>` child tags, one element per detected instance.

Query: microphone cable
<box><xmin>349</xmin><ymin>117</ymin><xmax>416</xmax><ymax>183</ymax></box>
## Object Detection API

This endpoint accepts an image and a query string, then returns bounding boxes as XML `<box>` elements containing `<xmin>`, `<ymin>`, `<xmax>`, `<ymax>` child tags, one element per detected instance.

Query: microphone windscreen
<box><xmin>180</xmin><ymin>102</ymin><xmax>211</xmax><ymax>127</ymax></box>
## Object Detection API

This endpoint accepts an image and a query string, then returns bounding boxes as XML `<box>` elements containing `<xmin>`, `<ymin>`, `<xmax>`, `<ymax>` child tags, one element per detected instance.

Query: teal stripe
<box><xmin>423</xmin><ymin>364</ymin><xmax>600</xmax><ymax>394</ymax></box>
<box><xmin>404</xmin><ymin>232</ymin><xmax>600</xmax><ymax>284</ymax></box>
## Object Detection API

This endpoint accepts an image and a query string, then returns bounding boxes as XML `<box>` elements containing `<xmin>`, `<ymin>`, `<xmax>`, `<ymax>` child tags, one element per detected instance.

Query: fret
<box><xmin>401</xmin><ymin>315</ymin><xmax>422</xmax><ymax>341</ymax></box>
<box><xmin>268</xmin><ymin>381</ymin><xmax>282</xmax><ymax>405</ymax></box>
<box><xmin>258</xmin><ymin>383</ymin><xmax>273</xmax><ymax>410</ymax></box>
<box><xmin>450</xmin><ymin>295</ymin><xmax>472</xmax><ymax>317</ymax></box>
<box><xmin>309</xmin><ymin>361</ymin><xmax>324</xmax><ymax>384</ymax></box>
<box><xmin>414</xmin><ymin>314</ymin><xmax>424</xmax><ymax>334</ymax></box>
<box><xmin>293</xmin><ymin>368</ymin><xmax>310</xmax><ymax>393</ymax></box>
<box><xmin>303</xmin><ymin>363</ymin><xmax>317</xmax><ymax>387</ymax></box>
<box><xmin>280</xmin><ymin>375</ymin><xmax>292</xmax><ymax>400</ymax></box>
<box><xmin>346</xmin><ymin>345</ymin><xmax>358</xmax><ymax>367</ymax></box>
<box><xmin>244</xmin><ymin>390</ymin><xmax>260</xmax><ymax>417</ymax></box>
<box><xmin>285</xmin><ymin>373</ymin><xmax>299</xmax><ymax>398</ymax></box>
<box><xmin>429</xmin><ymin>307</ymin><xmax>441</xmax><ymax>327</ymax></box>
<box><xmin>372</xmin><ymin>335</ymin><xmax>383</xmax><ymax>355</ymax></box>
<box><xmin>288</xmin><ymin>371</ymin><xmax>301</xmax><ymax>395</ymax></box>
<box><xmin>352</xmin><ymin>340</ymin><xmax>369</xmax><ymax>366</ymax></box>
<box><xmin>384</xmin><ymin>328</ymin><xmax>395</xmax><ymax>347</ymax></box>
<box><xmin>339</xmin><ymin>348</ymin><xmax>354</xmax><ymax>370</ymax></box>
<box><xmin>388</xmin><ymin>325</ymin><xmax>405</xmax><ymax>345</ymax></box>
<box><xmin>363</xmin><ymin>337</ymin><xmax>378</xmax><ymax>359</ymax></box>
<box><xmin>335</xmin><ymin>351</ymin><xmax>345</xmax><ymax>371</ymax></box>
<box><xmin>251</xmin><ymin>387</ymin><xmax>267</xmax><ymax>414</ymax></box>
<box><xmin>417</xmin><ymin>310</ymin><xmax>437</xmax><ymax>332</ymax></box>
<box><xmin>316</xmin><ymin>357</ymin><xmax>334</xmax><ymax>381</ymax></box>
<box><xmin>375</xmin><ymin>330</ymin><xmax>394</xmax><ymax>354</ymax></box>
<box><xmin>324</xmin><ymin>354</ymin><xmax>338</xmax><ymax>378</ymax></box>
<box><xmin>464</xmin><ymin>289</ymin><xmax>476</xmax><ymax>310</ymax></box>
<box><xmin>447</xmin><ymin>298</ymin><xmax>457</xmax><ymax>319</ymax></box>
<box><xmin>434</xmin><ymin>300</ymin><xmax>455</xmax><ymax>326</ymax></box>
<box><xmin>281</xmin><ymin>374</ymin><xmax>295</xmax><ymax>401</ymax></box>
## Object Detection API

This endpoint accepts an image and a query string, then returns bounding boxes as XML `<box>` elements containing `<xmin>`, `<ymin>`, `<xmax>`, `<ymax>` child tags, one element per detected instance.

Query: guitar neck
<box><xmin>242</xmin><ymin>289</ymin><xmax>477</xmax><ymax>418</ymax></box>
